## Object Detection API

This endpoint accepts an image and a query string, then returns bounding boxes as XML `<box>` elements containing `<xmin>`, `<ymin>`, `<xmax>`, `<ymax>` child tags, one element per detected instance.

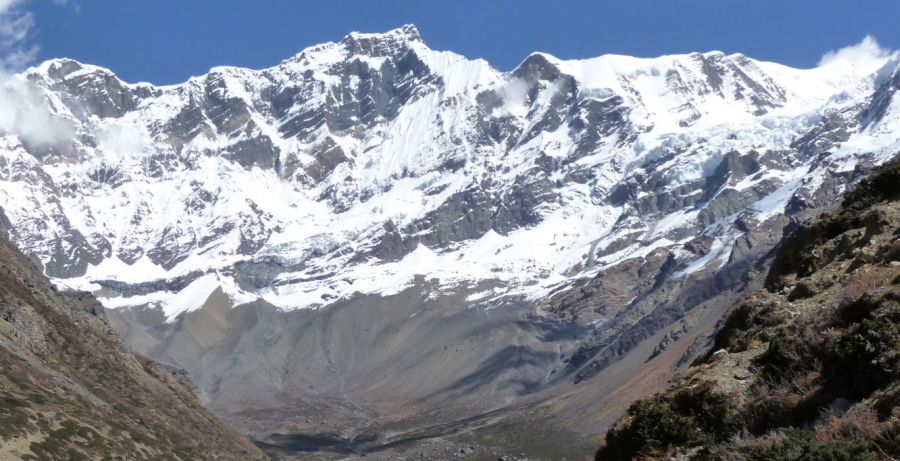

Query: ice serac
<box><xmin>1</xmin><ymin>25</ymin><xmax>900</xmax><ymax>455</ymax></box>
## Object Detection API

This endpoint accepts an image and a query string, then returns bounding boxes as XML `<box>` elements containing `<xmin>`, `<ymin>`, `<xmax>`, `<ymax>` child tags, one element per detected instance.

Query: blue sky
<box><xmin>18</xmin><ymin>0</ymin><xmax>900</xmax><ymax>84</ymax></box>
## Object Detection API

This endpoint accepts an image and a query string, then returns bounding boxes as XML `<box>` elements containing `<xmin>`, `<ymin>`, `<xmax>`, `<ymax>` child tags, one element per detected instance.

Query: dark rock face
<box><xmin>301</xmin><ymin>137</ymin><xmax>349</xmax><ymax>181</ymax></box>
<box><xmin>569</xmin><ymin>94</ymin><xmax>633</xmax><ymax>153</ymax></box>
<box><xmin>275</xmin><ymin>37</ymin><xmax>438</xmax><ymax>144</ymax></box>
<box><xmin>146</xmin><ymin>225</ymin><xmax>195</xmax><ymax>270</ymax></box>
<box><xmin>691</xmin><ymin>52</ymin><xmax>787</xmax><ymax>115</ymax></box>
<box><xmin>45</xmin><ymin>230</ymin><xmax>106</xmax><ymax>277</ymax></box>
<box><xmin>35</xmin><ymin>59</ymin><xmax>154</xmax><ymax>120</ymax></box>
<box><xmin>223</xmin><ymin>134</ymin><xmax>281</xmax><ymax>170</ymax></box>
<box><xmin>863</xmin><ymin>62</ymin><xmax>900</xmax><ymax>128</ymax></box>
<box><xmin>94</xmin><ymin>270</ymin><xmax>204</xmax><ymax>298</ymax></box>
<box><xmin>365</xmin><ymin>173</ymin><xmax>558</xmax><ymax>262</ymax></box>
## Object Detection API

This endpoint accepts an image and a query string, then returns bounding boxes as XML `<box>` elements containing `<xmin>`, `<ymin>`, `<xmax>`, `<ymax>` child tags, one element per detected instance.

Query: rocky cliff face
<box><xmin>595</xmin><ymin>156</ymin><xmax>900</xmax><ymax>460</ymax></box>
<box><xmin>0</xmin><ymin>227</ymin><xmax>265</xmax><ymax>459</ymax></box>
<box><xmin>2</xmin><ymin>25</ymin><xmax>900</xmax><ymax>458</ymax></box>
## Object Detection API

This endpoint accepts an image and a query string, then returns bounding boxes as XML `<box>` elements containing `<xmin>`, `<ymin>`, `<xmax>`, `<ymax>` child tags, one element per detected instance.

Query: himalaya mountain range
<box><xmin>2</xmin><ymin>25</ymin><xmax>900</xmax><ymax>458</ymax></box>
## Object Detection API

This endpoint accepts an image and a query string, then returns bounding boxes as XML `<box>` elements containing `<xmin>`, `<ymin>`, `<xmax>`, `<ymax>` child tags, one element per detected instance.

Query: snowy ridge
<box><xmin>1</xmin><ymin>26</ymin><xmax>899</xmax><ymax>320</ymax></box>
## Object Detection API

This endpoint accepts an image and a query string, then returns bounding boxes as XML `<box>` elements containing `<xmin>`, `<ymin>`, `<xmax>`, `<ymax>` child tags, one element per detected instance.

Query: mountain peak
<box><xmin>511</xmin><ymin>52</ymin><xmax>564</xmax><ymax>82</ymax></box>
<box><xmin>344</xmin><ymin>24</ymin><xmax>423</xmax><ymax>44</ymax></box>
<box><xmin>340</xmin><ymin>24</ymin><xmax>425</xmax><ymax>57</ymax></box>
<box><xmin>29</xmin><ymin>57</ymin><xmax>120</xmax><ymax>84</ymax></box>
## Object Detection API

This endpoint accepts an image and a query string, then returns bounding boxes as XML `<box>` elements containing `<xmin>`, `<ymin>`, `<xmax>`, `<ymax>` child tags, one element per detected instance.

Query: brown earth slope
<box><xmin>0</xmin><ymin>230</ymin><xmax>266</xmax><ymax>459</ymax></box>
<box><xmin>595</xmin><ymin>156</ymin><xmax>900</xmax><ymax>460</ymax></box>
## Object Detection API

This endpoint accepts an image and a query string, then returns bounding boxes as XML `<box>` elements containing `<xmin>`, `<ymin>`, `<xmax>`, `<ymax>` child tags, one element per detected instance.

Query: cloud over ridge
<box><xmin>818</xmin><ymin>35</ymin><xmax>895</xmax><ymax>74</ymax></box>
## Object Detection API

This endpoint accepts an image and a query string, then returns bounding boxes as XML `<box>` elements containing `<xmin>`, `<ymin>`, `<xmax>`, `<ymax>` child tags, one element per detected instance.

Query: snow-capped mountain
<box><xmin>3</xmin><ymin>25</ymin><xmax>900</xmax><ymax>453</ymax></box>
<box><xmin>2</xmin><ymin>25</ymin><xmax>896</xmax><ymax>321</ymax></box>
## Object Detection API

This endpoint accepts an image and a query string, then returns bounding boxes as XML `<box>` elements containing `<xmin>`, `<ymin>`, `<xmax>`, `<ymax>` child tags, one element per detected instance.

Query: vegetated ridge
<box><xmin>595</xmin><ymin>156</ymin><xmax>900</xmax><ymax>460</ymax></box>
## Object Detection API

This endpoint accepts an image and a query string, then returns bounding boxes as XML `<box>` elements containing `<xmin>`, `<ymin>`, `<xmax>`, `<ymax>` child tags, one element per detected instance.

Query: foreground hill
<box><xmin>0</xmin><ymin>228</ymin><xmax>265</xmax><ymax>459</ymax></box>
<box><xmin>595</xmin><ymin>156</ymin><xmax>900</xmax><ymax>460</ymax></box>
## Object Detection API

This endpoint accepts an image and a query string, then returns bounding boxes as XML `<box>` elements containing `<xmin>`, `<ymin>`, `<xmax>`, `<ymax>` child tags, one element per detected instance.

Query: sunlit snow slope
<box><xmin>1</xmin><ymin>26</ymin><xmax>899</xmax><ymax>321</ymax></box>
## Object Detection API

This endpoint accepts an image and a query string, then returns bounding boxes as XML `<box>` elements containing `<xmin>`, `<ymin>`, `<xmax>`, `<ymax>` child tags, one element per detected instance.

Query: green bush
<box><xmin>597</xmin><ymin>398</ymin><xmax>698</xmax><ymax>460</ymax></box>
<box><xmin>879</xmin><ymin>421</ymin><xmax>900</xmax><ymax>458</ymax></box>
<box><xmin>596</xmin><ymin>383</ymin><xmax>738</xmax><ymax>460</ymax></box>
<box><xmin>736</xmin><ymin>429</ymin><xmax>875</xmax><ymax>461</ymax></box>
<box><xmin>756</xmin><ymin>331</ymin><xmax>820</xmax><ymax>381</ymax></box>
<box><xmin>670</xmin><ymin>383</ymin><xmax>736</xmax><ymax>443</ymax></box>
<box><xmin>832</xmin><ymin>318</ymin><xmax>900</xmax><ymax>398</ymax></box>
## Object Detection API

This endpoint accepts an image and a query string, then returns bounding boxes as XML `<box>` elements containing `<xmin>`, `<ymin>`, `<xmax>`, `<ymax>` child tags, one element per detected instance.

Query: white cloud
<box><xmin>0</xmin><ymin>0</ymin><xmax>37</xmax><ymax>71</ymax></box>
<box><xmin>0</xmin><ymin>71</ymin><xmax>75</xmax><ymax>147</ymax></box>
<box><xmin>0</xmin><ymin>0</ymin><xmax>75</xmax><ymax>147</ymax></box>
<box><xmin>51</xmin><ymin>0</ymin><xmax>79</xmax><ymax>13</ymax></box>
<box><xmin>818</xmin><ymin>36</ymin><xmax>894</xmax><ymax>74</ymax></box>
<box><xmin>0</xmin><ymin>0</ymin><xmax>20</xmax><ymax>12</ymax></box>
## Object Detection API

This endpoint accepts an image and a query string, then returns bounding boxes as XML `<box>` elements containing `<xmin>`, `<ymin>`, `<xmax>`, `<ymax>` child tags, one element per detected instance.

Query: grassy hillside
<box><xmin>0</xmin><ymin>231</ymin><xmax>267</xmax><ymax>460</ymax></box>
